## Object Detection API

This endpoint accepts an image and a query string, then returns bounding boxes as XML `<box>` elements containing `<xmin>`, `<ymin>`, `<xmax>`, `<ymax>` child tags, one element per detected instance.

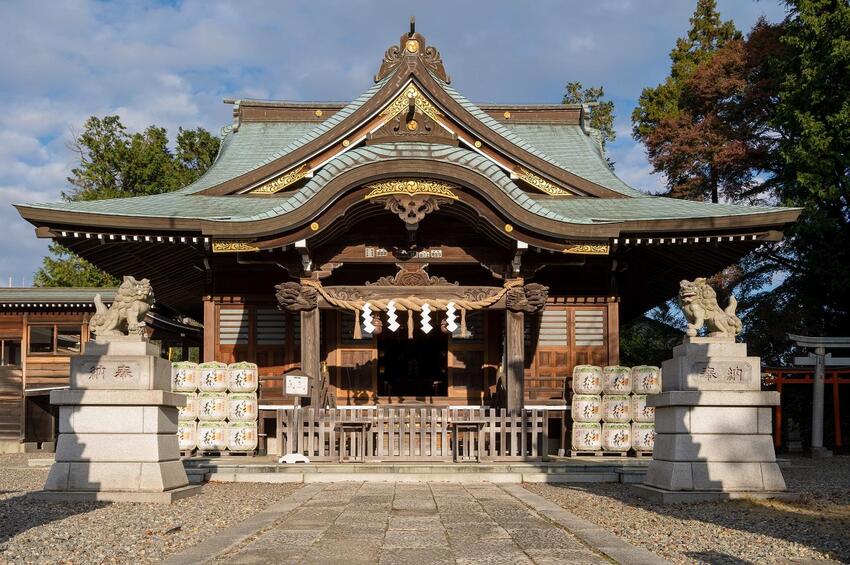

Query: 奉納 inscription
<box><xmin>689</xmin><ymin>361</ymin><xmax>754</xmax><ymax>389</ymax></box>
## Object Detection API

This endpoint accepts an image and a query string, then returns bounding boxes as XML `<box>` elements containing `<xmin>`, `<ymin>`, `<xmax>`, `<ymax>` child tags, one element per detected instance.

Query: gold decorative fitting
<box><xmin>310</xmin><ymin>222</ymin><xmax>320</xmax><ymax>231</ymax></box>
<box><xmin>251</xmin><ymin>164</ymin><xmax>309</xmax><ymax>194</ymax></box>
<box><xmin>381</xmin><ymin>84</ymin><xmax>443</xmax><ymax>124</ymax></box>
<box><xmin>314</xmin><ymin>109</ymin><xmax>323</xmax><ymax>117</ymax></box>
<box><xmin>504</xmin><ymin>224</ymin><xmax>514</xmax><ymax>233</ymax></box>
<box><xmin>503</xmin><ymin>111</ymin><xmax>511</xmax><ymax>119</ymax></box>
<box><xmin>212</xmin><ymin>240</ymin><xmax>260</xmax><ymax>253</ymax></box>
<box><xmin>364</xmin><ymin>179</ymin><xmax>459</xmax><ymax>200</ymax></box>
<box><xmin>342</xmin><ymin>139</ymin><xmax>350</xmax><ymax>147</ymax></box>
<box><xmin>563</xmin><ymin>242</ymin><xmax>610</xmax><ymax>255</ymax></box>
<box><xmin>407</xmin><ymin>119</ymin><xmax>419</xmax><ymax>131</ymax></box>
<box><xmin>405</xmin><ymin>39</ymin><xmax>419</xmax><ymax>53</ymax></box>
<box><xmin>474</xmin><ymin>140</ymin><xmax>482</xmax><ymax>148</ymax></box>
<box><xmin>515</xmin><ymin>167</ymin><xmax>573</xmax><ymax>196</ymax></box>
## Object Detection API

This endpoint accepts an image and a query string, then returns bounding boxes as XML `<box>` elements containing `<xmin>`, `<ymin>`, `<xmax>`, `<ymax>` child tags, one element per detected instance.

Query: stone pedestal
<box><xmin>634</xmin><ymin>337</ymin><xmax>787</xmax><ymax>503</ymax></box>
<box><xmin>34</xmin><ymin>337</ymin><xmax>200</xmax><ymax>503</ymax></box>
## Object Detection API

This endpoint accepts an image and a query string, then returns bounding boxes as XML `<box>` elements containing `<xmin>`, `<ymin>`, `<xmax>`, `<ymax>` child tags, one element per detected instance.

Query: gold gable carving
<box><xmin>364</xmin><ymin>179</ymin><xmax>459</xmax><ymax>200</ymax></box>
<box><xmin>515</xmin><ymin>167</ymin><xmax>573</xmax><ymax>196</ymax></box>
<box><xmin>251</xmin><ymin>164</ymin><xmax>309</xmax><ymax>195</ymax></box>
<box><xmin>381</xmin><ymin>85</ymin><xmax>443</xmax><ymax>124</ymax></box>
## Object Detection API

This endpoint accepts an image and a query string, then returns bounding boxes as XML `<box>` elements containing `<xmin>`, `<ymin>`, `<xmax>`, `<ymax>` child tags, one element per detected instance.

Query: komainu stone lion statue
<box><xmin>89</xmin><ymin>276</ymin><xmax>154</xmax><ymax>338</ymax></box>
<box><xmin>678</xmin><ymin>278</ymin><xmax>742</xmax><ymax>338</ymax></box>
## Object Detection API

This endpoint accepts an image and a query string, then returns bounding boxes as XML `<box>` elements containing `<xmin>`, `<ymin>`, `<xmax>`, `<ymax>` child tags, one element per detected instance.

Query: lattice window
<box><xmin>219</xmin><ymin>308</ymin><xmax>249</xmax><ymax>345</ymax></box>
<box><xmin>574</xmin><ymin>309</ymin><xmax>605</xmax><ymax>347</ymax></box>
<box><xmin>538</xmin><ymin>308</ymin><xmax>568</xmax><ymax>347</ymax></box>
<box><xmin>256</xmin><ymin>308</ymin><xmax>286</xmax><ymax>345</ymax></box>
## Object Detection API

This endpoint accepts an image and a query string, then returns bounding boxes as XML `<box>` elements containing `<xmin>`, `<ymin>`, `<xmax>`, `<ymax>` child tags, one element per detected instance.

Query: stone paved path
<box><xmin>215</xmin><ymin>482</ymin><xmax>612</xmax><ymax>564</ymax></box>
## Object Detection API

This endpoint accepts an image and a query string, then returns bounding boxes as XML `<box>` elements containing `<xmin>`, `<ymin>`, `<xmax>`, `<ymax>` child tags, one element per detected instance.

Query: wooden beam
<box><xmin>505</xmin><ymin>310</ymin><xmax>524</xmax><ymax>415</ymax></box>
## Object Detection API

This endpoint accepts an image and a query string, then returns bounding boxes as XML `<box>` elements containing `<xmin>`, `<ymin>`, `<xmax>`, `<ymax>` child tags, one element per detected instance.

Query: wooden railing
<box><xmin>278</xmin><ymin>407</ymin><xmax>548</xmax><ymax>462</ymax></box>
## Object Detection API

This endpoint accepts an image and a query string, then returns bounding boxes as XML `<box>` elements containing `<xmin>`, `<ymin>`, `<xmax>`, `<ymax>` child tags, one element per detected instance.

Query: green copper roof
<box><xmin>18</xmin><ymin>142</ymin><xmax>791</xmax><ymax>227</ymax></box>
<box><xmin>535</xmin><ymin>196</ymin><xmax>790</xmax><ymax>221</ymax></box>
<box><xmin>0</xmin><ymin>288</ymin><xmax>116</xmax><ymax>304</ymax></box>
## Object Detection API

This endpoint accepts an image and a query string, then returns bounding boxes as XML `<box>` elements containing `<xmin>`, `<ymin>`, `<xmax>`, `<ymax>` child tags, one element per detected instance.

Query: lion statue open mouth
<box><xmin>89</xmin><ymin>276</ymin><xmax>154</xmax><ymax>338</ymax></box>
<box><xmin>678</xmin><ymin>278</ymin><xmax>742</xmax><ymax>338</ymax></box>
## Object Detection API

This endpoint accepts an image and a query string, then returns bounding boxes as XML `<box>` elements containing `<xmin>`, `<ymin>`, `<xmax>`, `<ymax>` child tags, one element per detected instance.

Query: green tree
<box><xmin>761</xmin><ymin>0</ymin><xmax>850</xmax><ymax>338</ymax></box>
<box><xmin>632</xmin><ymin>0</ymin><xmax>741</xmax><ymax>202</ymax></box>
<box><xmin>35</xmin><ymin>115</ymin><xmax>220</xmax><ymax>287</ymax></box>
<box><xmin>563</xmin><ymin>82</ymin><xmax>615</xmax><ymax>166</ymax></box>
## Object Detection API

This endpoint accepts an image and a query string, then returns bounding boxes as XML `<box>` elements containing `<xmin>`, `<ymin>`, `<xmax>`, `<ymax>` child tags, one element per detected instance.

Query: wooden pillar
<box><xmin>505</xmin><ymin>309</ymin><xmax>524</xmax><ymax>415</ymax></box>
<box><xmin>606</xmin><ymin>300</ymin><xmax>620</xmax><ymax>366</ymax></box>
<box><xmin>301</xmin><ymin>308</ymin><xmax>321</xmax><ymax>407</ymax></box>
<box><xmin>202</xmin><ymin>297</ymin><xmax>216</xmax><ymax>362</ymax></box>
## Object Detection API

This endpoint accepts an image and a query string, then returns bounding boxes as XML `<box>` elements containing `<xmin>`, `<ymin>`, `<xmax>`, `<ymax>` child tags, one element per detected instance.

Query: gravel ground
<box><xmin>526</xmin><ymin>456</ymin><xmax>850</xmax><ymax>564</ymax></box>
<box><xmin>0</xmin><ymin>453</ymin><xmax>300</xmax><ymax>564</ymax></box>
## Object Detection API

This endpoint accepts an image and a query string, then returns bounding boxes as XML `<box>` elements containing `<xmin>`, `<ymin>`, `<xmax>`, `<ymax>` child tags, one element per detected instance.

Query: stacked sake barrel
<box><xmin>570</xmin><ymin>364</ymin><xmax>660</xmax><ymax>455</ymax></box>
<box><xmin>172</xmin><ymin>361</ymin><xmax>259</xmax><ymax>454</ymax></box>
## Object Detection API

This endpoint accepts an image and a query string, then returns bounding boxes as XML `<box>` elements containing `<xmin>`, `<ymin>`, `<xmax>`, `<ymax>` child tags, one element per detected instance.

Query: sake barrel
<box><xmin>632</xmin><ymin>365</ymin><xmax>662</xmax><ymax>395</ymax></box>
<box><xmin>228</xmin><ymin>362</ymin><xmax>259</xmax><ymax>393</ymax></box>
<box><xmin>197</xmin><ymin>421</ymin><xmax>228</xmax><ymax>451</ymax></box>
<box><xmin>198</xmin><ymin>361</ymin><xmax>228</xmax><ymax>392</ymax></box>
<box><xmin>171</xmin><ymin>362</ymin><xmax>198</xmax><ymax>392</ymax></box>
<box><xmin>572</xmin><ymin>365</ymin><xmax>603</xmax><ymax>394</ymax></box>
<box><xmin>632</xmin><ymin>422</ymin><xmax>656</xmax><ymax>452</ymax></box>
<box><xmin>177</xmin><ymin>420</ymin><xmax>197</xmax><ymax>451</ymax></box>
<box><xmin>198</xmin><ymin>392</ymin><xmax>228</xmax><ymax>421</ymax></box>
<box><xmin>177</xmin><ymin>392</ymin><xmax>198</xmax><ymax>421</ymax></box>
<box><xmin>228</xmin><ymin>393</ymin><xmax>258</xmax><ymax>422</ymax></box>
<box><xmin>571</xmin><ymin>394</ymin><xmax>602</xmax><ymax>423</ymax></box>
<box><xmin>227</xmin><ymin>422</ymin><xmax>258</xmax><ymax>451</ymax></box>
<box><xmin>602</xmin><ymin>394</ymin><xmax>631</xmax><ymax>422</ymax></box>
<box><xmin>602</xmin><ymin>366</ymin><xmax>632</xmax><ymax>394</ymax></box>
<box><xmin>602</xmin><ymin>422</ymin><xmax>632</xmax><ymax>452</ymax></box>
<box><xmin>631</xmin><ymin>394</ymin><xmax>655</xmax><ymax>423</ymax></box>
<box><xmin>571</xmin><ymin>422</ymin><xmax>601</xmax><ymax>451</ymax></box>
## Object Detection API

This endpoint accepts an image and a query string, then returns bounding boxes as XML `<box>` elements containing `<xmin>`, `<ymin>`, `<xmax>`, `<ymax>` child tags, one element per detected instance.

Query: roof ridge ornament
<box><xmin>374</xmin><ymin>21</ymin><xmax>450</xmax><ymax>84</ymax></box>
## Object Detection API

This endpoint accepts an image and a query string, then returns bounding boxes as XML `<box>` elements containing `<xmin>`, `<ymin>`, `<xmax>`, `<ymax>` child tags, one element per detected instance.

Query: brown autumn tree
<box><xmin>639</xmin><ymin>21</ymin><xmax>783</xmax><ymax>203</ymax></box>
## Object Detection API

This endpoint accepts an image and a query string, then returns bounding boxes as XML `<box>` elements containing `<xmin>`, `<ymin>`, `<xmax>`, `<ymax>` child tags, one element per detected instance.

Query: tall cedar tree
<box><xmin>632</xmin><ymin>0</ymin><xmax>741</xmax><ymax>202</ymax></box>
<box><xmin>33</xmin><ymin>116</ymin><xmax>220</xmax><ymax>287</ymax></box>
<box><xmin>747</xmin><ymin>0</ymin><xmax>850</xmax><ymax>356</ymax></box>
<box><xmin>563</xmin><ymin>82</ymin><xmax>616</xmax><ymax>167</ymax></box>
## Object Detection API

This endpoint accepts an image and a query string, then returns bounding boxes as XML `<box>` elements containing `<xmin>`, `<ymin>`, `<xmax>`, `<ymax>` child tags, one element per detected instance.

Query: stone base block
<box><xmin>645</xmin><ymin>460</ymin><xmax>786</xmax><ymax>491</ymax></box>
<box><xmin>50</xmin><ymin>389</ymin><xmax>186</xmax><ymax>408</ymax></box>
<box><xmin>45</xmin><ymin>460</ymin><xmax>189</xmax><ymax>492</ymax></box>
<box><xmin>632</xmin><ymin>484</ymin><xmax>797</xmax><ymax>504</ymax></box>
<box><xmin>55</xmin><ymin>432</ymin><xmax>181</xmax><ymax>462</ymax></box>
<box><xmin>33</xmin><ymin>484</ymin><xmax>201</xmax><ymax>504</ymax></box>
<box><xmin>811</xmin><ymin>447</ymin><xmax>833</xmax><ymax>458</ymax></box>
<box><xmin>653</xmin><ymin>433</ymin><xmax>777</xmax><ymax>462</ymax></box>
<box><xmin>656</xmin><ymin>406</ymin><xmax>773</xmax><ymax>435</ymax></box>
<box><xmin>59</xmin><ymin>405</ymin><xmax>177</xmax><ymax>434</ymax></box>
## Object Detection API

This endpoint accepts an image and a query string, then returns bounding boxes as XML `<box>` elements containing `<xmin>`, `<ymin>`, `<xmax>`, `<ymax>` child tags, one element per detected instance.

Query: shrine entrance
<box><xmin>377</xmin><ymin>326</ymin><xmax>448</xmax><ymax>399</ymax></box>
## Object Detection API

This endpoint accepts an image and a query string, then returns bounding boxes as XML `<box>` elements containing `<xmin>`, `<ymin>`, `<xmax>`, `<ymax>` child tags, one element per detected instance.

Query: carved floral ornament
<box><xmin>212</xmin><ymin>240</ymin><xmax>260</xmax><ymax>253</ymax></box>
<box><xmin>374</xmin><ymin>23</ymin><xmax>450</xmax><ymax>83</ymax></box>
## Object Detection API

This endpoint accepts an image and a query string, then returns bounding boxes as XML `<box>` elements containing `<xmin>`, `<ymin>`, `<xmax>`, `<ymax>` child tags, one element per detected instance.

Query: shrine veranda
<box><xmin>11</xmin><ymin>25</ymin><xmax>801</xmax><ymax>462</ymax></box>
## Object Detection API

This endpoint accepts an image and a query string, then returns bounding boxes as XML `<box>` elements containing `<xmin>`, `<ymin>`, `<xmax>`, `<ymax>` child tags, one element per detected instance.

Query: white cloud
<box><xmin>0</xmin><ymin>0</ymin><xmax>788</xmax><ymax>283</ymax></box>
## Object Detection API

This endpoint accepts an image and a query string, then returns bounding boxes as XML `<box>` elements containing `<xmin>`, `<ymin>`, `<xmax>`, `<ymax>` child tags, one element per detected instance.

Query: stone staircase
<box><xmin>182</xmin><ymin>458</ymin><xmax>650</xmax><ymax>485</ymax></box>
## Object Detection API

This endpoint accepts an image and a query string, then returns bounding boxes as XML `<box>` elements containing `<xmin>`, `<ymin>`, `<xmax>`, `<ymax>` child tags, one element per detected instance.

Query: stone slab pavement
<box><xmin>165</xmin><ymin>482</ymin><xmax>670</xmax><ymax>565</ymax></box>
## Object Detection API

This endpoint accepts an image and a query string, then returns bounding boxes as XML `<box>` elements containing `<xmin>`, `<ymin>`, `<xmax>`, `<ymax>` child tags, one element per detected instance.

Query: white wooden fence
<box><xmin>277</xmin><ymin>407</ymin><xmax>549</xmax><ymax>462</ymax></box>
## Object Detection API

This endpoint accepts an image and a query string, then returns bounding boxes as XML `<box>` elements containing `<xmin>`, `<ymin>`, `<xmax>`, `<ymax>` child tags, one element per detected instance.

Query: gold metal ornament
<box><xmin>503</xmin><ymin>111</ymin><xmax>511</xmax><ymax>119</ymax></box>
<box><xmin>407</xmin><ymin>119</ymin><xmax>419</xmax><ymax>131</ymax></box>
<box><xmin>212</xmin><ymin>240</ymin><xmax>260</xmax><ymax>253</ymax></box>
<box><xmin>504</xmin><ymin>224</ymin><xmax>514</xmax><ymax>233</ymax></box>
<box><xmin>314</xmin><ymin>109</ymin><xmax>323</xmax><ymax>117</ymax></box>
<box><xmin>405</xmin><ymin>39</ymin><xmax>419</xmax><ymax>53</ymax></box>
<box><xmin>515</xmin><ymin>167</ymin><xmax>573</xmax><ymax>196</ymax></box>
<box><xmin>251</xmin><ymin>164</ymin><xmax>309</xmax><ymax>194</ymax></box>
<box><xmin>364</xmin><ymin>179</ymin><xmax>459</xmax><ymax>200</ymax></box>
<box><xmin>342</xmin><ymin>139</ymin><xmax>350</xmax><ymax>147</ymax></box>
<box><xmin>474</xmin><ymin>140</ymin><xmax>482</xmax><ymax>148</ymax></box>
<box><xmin>563</xmin><ymin>242</ymin><xmax>610</xmax><ymax>255</ymax></box>
<box><xmin>381</xmin><ymin>84</ymin><xmax>443</xmax><ymax>124</ymax></box>
<box><xmin>310</xmin><ymin>222</ymin><xmax>320</xmax><ymax>231</ymax></box>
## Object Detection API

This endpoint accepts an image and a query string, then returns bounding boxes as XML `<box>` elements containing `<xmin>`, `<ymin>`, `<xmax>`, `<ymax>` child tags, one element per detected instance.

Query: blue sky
<box><xmin>0</xmin><ymin>0</ymin><xmax>788</xmax><ymax>286</ymax></box>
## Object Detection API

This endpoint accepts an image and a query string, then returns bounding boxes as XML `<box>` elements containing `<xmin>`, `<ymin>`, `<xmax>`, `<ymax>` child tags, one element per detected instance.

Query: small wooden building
<box><xmin>0</xmin><ymin>288</ymin><xmax>200</xmax><ymax>450</ymax></box>
<box><xmin>14</xmin><ymin>27</ymin><xmax>800</xmax><ymax>456</ymax></box>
